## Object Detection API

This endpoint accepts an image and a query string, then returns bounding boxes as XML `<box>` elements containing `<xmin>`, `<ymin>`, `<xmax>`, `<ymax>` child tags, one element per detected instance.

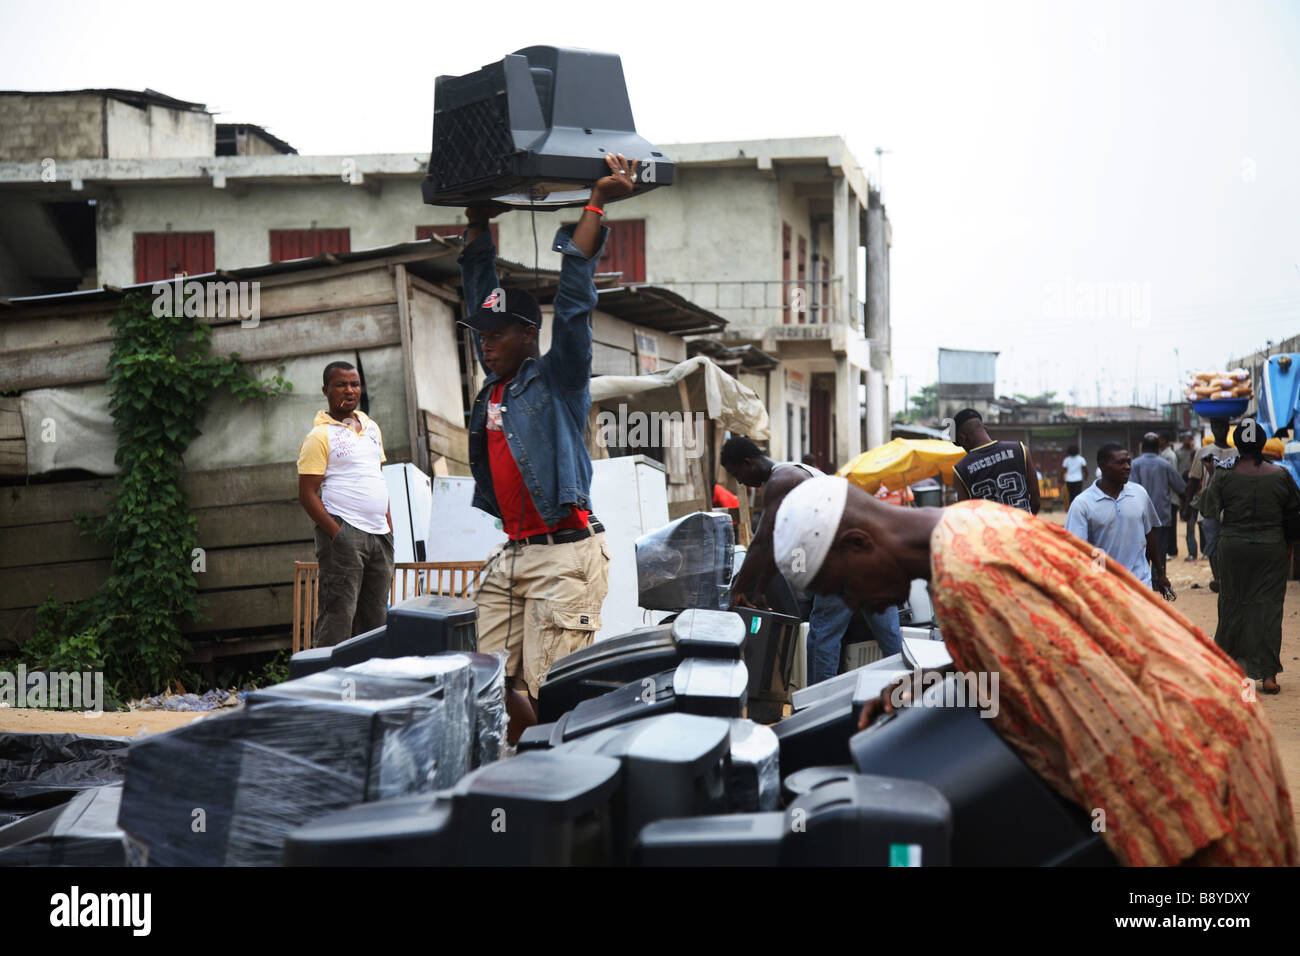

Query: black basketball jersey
<box><xmin>953</xmin><ymin>440</ymin><xmax>1032</xmax><ymax>511</ymax></box>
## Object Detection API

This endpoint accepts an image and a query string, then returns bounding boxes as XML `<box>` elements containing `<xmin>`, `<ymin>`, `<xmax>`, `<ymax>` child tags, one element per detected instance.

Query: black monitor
<box><xmin>636</xmin><ymin>512</ymin><xmax>734</xmax><ymax>612</ymax></box>
<box><xmin>536</xmin><ymin>609</ymin><xmax>745</xmax><ymax>723</ymax></box>
<box><xmin>557</xmin><ymin>713</ymin><xmax>732</xmax><ymax>864</ymax></box>
<box><xmin>636</xmin><ymin>772</ymin><xmax>952</xmax><ymax>867</ymax></box>
<box><xmin>848</xmin><ymin>675</ymin><xmax>1117</xmax><ymax>866</ymax></box>
<box><xmin>284</xmin><ymin>751</ymin><xmax>623</xmax><ymax>866</ymax></box>
<box><xmin>423</xmin><ymin>46</ymin><xmax>672</xmax><ymax>209</ymax></box>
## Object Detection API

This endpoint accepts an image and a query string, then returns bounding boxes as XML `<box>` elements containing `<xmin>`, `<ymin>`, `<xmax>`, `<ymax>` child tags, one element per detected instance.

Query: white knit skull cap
<box><xmin>773</xmin><ymin>475</ymin><xmax>851</xmax><ymax>591</ymax></box>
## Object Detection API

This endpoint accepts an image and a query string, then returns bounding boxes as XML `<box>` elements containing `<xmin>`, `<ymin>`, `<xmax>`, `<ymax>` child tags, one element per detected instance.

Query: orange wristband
<box><xmin>583</xmin><ymin>204</ymin><xmax>604</xmax><ymax>216</ymax></box>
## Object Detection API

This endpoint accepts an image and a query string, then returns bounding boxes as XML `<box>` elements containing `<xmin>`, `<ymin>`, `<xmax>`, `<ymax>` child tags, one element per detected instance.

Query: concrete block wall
<box><xmin>0</xmin><ymin>93</ymin><xmax>105</xmax><ymax>161</ymax></box>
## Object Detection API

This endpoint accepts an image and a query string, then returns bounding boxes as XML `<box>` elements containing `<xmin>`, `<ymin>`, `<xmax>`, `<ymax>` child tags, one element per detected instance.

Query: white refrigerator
<box><xmin>423</xmin><ymin>456</ymin><xmax>671</xmax><ymax>642</ymax></box>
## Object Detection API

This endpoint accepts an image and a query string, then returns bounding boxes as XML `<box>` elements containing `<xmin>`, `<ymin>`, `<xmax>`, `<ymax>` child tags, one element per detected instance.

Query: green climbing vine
<box><xmin>19</xmin><ymin>288</ymin><xmax>291</xmax><ymax>697</ymax></box>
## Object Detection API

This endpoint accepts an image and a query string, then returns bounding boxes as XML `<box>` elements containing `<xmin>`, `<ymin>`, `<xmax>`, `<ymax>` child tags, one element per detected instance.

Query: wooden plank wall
<box><xmin>0</xmin><ymin>398</ymin><xmax>24</xmax><ymax>478</ymax></box>
<box><xmin>0</xmin><ymin>261</ymin><xmax>430</xmax><ymax>651</ymax></box>
<box><xmin>424</xmin><ymin>410</ymin><xmax>470</xmax><ymax>476</ymax></box>
<box><xmin>0</xmin><ymin>462</ymin><xmax>314</xmax><ymax>649</ymax></box>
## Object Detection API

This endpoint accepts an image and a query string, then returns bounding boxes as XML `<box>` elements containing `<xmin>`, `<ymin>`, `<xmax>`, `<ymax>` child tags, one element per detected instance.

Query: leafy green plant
<box><xmin>252</xmin><ymin>650</ymin><xmax>291</xmax><ymax>688</ymax></box>
<box><xmin>30</xmin><ymin>290</ymin><xmax>291</xmax><ymax>698</ymax></box>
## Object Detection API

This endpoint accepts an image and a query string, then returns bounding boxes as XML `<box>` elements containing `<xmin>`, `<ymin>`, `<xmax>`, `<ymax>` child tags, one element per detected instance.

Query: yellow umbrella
<box><xmin>837</xmin><ymin>438</ymin><xmax>966</xmax><ymax>493</ymax></box>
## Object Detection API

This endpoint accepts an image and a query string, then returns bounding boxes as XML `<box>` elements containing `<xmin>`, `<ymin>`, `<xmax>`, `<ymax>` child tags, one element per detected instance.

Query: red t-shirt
<box><xmin>487</xmin><ymin>381</ymin><xmax>588</xmax><ymax>539</ymax></box>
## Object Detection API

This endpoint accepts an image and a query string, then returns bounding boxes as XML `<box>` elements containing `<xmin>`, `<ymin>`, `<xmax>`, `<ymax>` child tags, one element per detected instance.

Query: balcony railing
<box><xmin>653</xmin><ymin>278</ymin><xmax>848</xmax><ymax>330</ymax></box>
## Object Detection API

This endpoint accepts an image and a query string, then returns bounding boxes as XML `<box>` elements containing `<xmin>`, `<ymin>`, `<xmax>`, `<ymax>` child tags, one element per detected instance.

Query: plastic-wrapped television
<box><xmin>635</xmin><ymin>511</ymin><xmax>734</xmax><ymax>612</ymax></box>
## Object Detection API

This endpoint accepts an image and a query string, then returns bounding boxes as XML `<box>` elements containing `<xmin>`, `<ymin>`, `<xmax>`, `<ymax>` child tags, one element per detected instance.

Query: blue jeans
<box><xmin>806</xmin><ymin>596</ymin><xmax>903</xmax><ymax>686</ymax></box>
<box><xmin>867</xmin><ymin>605</ymin><xmax>902</xmax><ymax>658</ymax></box>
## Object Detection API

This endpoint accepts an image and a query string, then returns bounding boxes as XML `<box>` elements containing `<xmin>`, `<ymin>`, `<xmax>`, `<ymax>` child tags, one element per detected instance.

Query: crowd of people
<box><xmin>290</xmin><ymin>155</ymin><xmax>1297</xmax><ymax>864</ymax></box>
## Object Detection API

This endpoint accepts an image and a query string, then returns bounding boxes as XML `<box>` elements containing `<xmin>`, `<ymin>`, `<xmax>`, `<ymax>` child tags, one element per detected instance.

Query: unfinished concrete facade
<box><xmin>1</xmin><ymin>94</ymin><xmax>892</xmax><ymax>465</ymax></box>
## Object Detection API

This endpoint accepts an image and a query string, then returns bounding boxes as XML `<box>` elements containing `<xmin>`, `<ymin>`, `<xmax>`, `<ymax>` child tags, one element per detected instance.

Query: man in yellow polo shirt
<box><xmin>297</xmin><ymin>361</ymin><xmax>394</xmax><ymax>646</ymax></box>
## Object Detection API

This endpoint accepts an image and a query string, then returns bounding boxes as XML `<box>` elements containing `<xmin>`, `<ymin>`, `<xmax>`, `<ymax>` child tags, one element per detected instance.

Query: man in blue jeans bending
<box><xmin>721</xmin><ymin>437</ymin><xmax>901</xmax><ymax>686</ymax></box>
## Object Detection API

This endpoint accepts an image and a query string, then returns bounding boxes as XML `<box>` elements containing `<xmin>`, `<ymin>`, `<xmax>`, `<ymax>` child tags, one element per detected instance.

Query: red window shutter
<box><xmin>609</xmin><ymin>220</ymin><xmax>645</xmax><ymax>284</ymax></box>
<box><xmin>269</xmin><ymin>229</ymin><xmax>351</xmax><ymax>263</ymax></box>
<box><xmin>418</xmin><ymin>224</ymin><xmax>499</xmax><ymax>245</ymax></box>
<box><xmin>133</xmin><ymin>233</ymin><xmax>214</xmax><ymax>283</ymax></box>
<box><xmin>564</xmin><ymin>219</ymin><xmax>645</xmax><ymax>283</ymax></box>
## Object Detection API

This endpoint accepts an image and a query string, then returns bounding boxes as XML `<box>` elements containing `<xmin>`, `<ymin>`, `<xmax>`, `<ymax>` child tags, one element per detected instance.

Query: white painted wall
<box><xmin>105</xmin><ymin>99</ymin><xmax>213</xmax><ymax>160</ymax></box>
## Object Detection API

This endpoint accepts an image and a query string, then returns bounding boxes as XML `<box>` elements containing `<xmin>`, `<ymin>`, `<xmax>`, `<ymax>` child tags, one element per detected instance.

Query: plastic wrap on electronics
<box><xmin>335</xmin><ymin>652</ymin><xmax>505</xmax><ymax>768</ymax></box>
<box><xmin>343</xmin><ymin>655</ymin><xmax>475</xmax><ymax>785</ymax></box>
<box><xmin>0</xmin><ymin>784</ymin><xmax>144</xmax><ymax>866</ymax></box>
<box><xmin>0</xmin><ymin>733</ymin><xmax>131</xmax><ymax>818</ymax></box>
<box><xmin>468</xmin><ymin>652</ymin><xmax>507</xmax><ymax>767</ymax></box>
<box><xmin>727</xmin><ymin>719</ymin><xmax>781</xmax><ymax>812</ymax></box>
<box><xmin>635</xmin><ymin>511</ymin><xmax>734</xmax><ymax>612</ymax></box>
<box><xmin>117</xmin><ymin>671</ymin><xmax>452</xmax><ymax>866</ymax></box>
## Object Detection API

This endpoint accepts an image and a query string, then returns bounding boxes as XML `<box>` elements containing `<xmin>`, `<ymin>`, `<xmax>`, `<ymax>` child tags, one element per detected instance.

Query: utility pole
<box><xmin>874</xmin><ymin>147</ymin><xmax>892</xmax><ymax>190</ymax></box>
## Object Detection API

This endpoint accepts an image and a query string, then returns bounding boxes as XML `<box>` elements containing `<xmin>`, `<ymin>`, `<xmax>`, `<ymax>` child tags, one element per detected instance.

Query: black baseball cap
<box><xmin>458</xmin><ymin>287</ymin><xmax>542</xmax><ymax>333</ymax></box>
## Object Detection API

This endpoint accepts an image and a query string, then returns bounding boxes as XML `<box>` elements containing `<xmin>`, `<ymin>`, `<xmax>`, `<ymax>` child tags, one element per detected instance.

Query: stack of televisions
<box><xmin>0</xmin><ymin>511</ymin><xmax>1115</xmax><ymax>866</ymax></box>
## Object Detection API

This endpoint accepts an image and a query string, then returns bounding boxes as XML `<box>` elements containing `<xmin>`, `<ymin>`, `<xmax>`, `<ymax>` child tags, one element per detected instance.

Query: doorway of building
<box><xmin>810</xmin><ymin>374</ymin><xmax>834</xmax><ymax>471</ymax></box>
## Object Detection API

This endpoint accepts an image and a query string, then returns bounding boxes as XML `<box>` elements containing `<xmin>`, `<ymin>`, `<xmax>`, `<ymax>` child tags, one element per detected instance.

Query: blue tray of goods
<box><xmin>1191</xmin><ymin>397</ymin><xmax>1249</xmax><ymax>418</ymax></box>
<box><xmin>1186</xmin><ymin>370</ymin><xmax>1252</xmax><ymax>419</ymax></box>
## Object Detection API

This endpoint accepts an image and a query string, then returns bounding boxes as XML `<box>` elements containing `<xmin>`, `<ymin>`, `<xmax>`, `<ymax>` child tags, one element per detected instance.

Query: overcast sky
<box><xmin>4</xmin><ymin>0</ymin><xmax>1298</xmax><ymax>414</ymax></box>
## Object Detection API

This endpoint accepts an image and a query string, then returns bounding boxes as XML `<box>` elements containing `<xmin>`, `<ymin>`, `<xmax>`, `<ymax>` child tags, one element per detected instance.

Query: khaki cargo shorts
<box><xmin>473</xmin><ymin>531</ymin><xmax>611</xmax><ymax>698</ymax></box>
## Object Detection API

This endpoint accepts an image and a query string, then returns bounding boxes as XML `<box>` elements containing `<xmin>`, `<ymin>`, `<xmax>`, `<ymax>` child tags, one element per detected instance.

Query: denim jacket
<box><xmin>458</xmin><ymin>223</ymin><xmax>609</xmax><ymax>526</ymax></box>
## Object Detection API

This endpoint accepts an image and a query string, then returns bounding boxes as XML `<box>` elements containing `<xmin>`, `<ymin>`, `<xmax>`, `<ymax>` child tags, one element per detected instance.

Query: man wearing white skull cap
<box><xmin>771</xmin><ymin>475</ymin><xmax>1296</xmax><ymax>868</ymax></box>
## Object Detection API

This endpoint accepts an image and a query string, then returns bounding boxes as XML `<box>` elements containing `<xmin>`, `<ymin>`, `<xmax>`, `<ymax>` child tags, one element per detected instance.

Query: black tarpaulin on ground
<box><xmin>0</xmin><ymin>732</ymin><xmax>132</xmax><ymax>823</ymax></box>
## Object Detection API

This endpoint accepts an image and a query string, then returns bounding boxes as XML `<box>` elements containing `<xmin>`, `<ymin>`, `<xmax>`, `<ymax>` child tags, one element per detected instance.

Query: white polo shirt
<box><xmin>297</xmin><ymin>409</ymin><xmax>390</xmax><ymax>534</ymax></box>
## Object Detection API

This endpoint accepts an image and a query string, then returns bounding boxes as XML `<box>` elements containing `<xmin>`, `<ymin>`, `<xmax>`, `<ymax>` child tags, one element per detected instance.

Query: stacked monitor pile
<box><xmin>0</xmin><ymin>511</ymin><xmax>1112</xmax><ymax>867</ymax></box>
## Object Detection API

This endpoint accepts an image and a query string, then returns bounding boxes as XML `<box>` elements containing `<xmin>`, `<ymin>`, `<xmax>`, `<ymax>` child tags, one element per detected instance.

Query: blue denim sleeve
<box><xmin>544</xmin><ymin>223</ymin><xmax>610</xmax><ymax>391</ymax></box>
<box><xmin>458</xmin><ymin>229</ymin><xmax>501</xmax><ymax>375</ymax></box>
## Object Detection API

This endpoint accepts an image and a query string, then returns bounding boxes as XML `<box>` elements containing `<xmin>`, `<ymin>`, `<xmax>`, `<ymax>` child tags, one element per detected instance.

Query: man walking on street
<box><xmin>1158</xmin><ymin>433</ymin><xmax>1180</xmax><ymax>556</ymax></box>
<box><xmin>459</xmin><ymin>154</ymin><xmax>631</xmax><ymax>719</ymax></box>
<box><xmin>1175</xmin><ymin>431</ymin><xmax>1200</xmax><ymax>560</ymax></box>
<box><xmin>722</xmin><ymin>436</ymin><xmax>901</xmax><ymax>686</ymax></box>
<box><xmin>297</xmin><ymin>362</ymin><xmax>395</xmax><ymax>646</ymax></box>
<box><xmin>1186</xmin><ymin>419</ymin><xmax>1237</xmax><ymax>591</ymax></box>
<box><xmin>952</xmin><ymin>408</ymin><xmax>1041</xmax><ymax>514</ymax></box>
<box><xmin>1065</xmin><ymin>443</ymin><xmax>1171</xmax><ymax>595</ymax></box>
<box><xmin>1131</xmin><ymin>432</ymin><xmax>1187</xmax><ymax>566</ymax></box>
<box><xmin>1062</xmin><ymin>444</ymin><xmax>1088</xmax><ymax>506</ymax></box>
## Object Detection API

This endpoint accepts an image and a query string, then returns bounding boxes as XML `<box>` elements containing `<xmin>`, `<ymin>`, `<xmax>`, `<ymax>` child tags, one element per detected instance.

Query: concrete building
<box><xmin>2</xmin><ymin>93</ymin><xmax>892</xmax><ymax>467</ymax></box>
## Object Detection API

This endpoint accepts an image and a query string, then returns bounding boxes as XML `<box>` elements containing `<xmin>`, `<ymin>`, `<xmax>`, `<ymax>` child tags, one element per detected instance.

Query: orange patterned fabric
<box><xmin>930</xmin><ymin>500</ymin><xmax>1296</xmax><ymax>866</ymax></box>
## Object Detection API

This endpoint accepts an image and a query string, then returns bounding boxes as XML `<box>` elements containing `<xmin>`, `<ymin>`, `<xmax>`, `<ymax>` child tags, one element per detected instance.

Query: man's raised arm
<box><xmin>546</xmin><ymin>153</ymin><xmax>635</xmax><ymax>391</ymax></box>
<box><xmin>459</xmin><ymin>203</ymin><xmax>508</xmax><ymax>374</ymax></box>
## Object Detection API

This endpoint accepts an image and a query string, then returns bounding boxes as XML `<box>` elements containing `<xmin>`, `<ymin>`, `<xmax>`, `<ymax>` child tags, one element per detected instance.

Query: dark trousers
<box><xmin>1167</xmin><ymin>504</ymin><xmax>1178</xmax><ymax>556</ymax></box>
<box><xmin>313</xmin><ymin>514</ymin><xmax>395</xmax><ymax>647</ymax></box>
<box><xmin>1066</xmin><ymin>480</ymin><xmax>1083</xmax><ymax>504</ymax></box>
<box><xmin>1185</xmin><ymin>506</ymin><xmax>1200</xmax><ymax>558</ymax></box>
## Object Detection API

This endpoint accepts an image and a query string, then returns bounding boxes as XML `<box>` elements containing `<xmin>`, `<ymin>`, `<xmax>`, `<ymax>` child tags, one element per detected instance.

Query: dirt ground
<box><xmin>4</xmin><ymin>509</ymin><xmax>1299</xmax><ymax>834</ymax></box>
<box><xmin>0</xmin><ymin>708</ymin><xmax>207</xmax><ymax>736</ymax></box>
